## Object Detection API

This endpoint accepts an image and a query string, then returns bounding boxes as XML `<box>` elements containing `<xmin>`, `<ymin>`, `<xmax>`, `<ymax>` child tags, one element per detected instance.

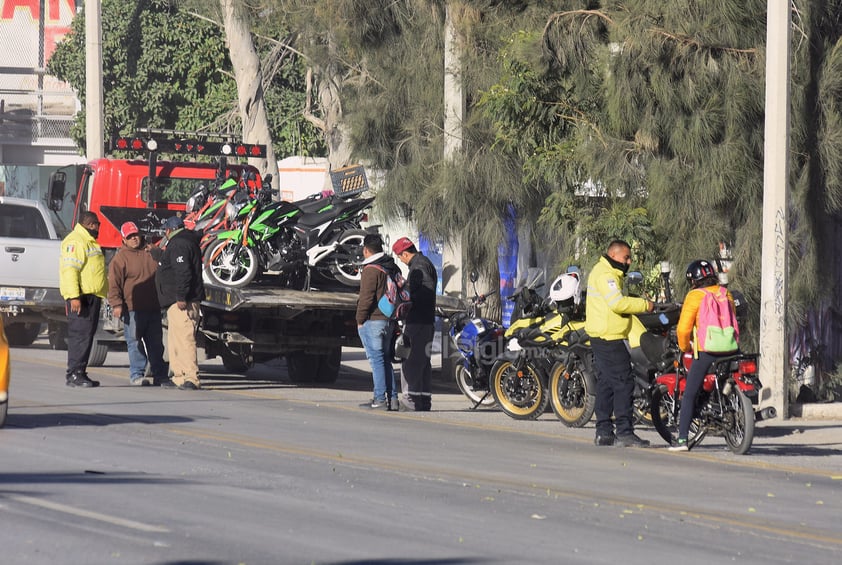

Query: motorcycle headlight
<box><xmin>507</xmin><ymin>338</ymin><xmax>522</xmax><ymax>352</ymax></box>
<box><xmin>186</xmin><ymin>194</ymin><xmax>198</xmax><ymax>213</ymax></box>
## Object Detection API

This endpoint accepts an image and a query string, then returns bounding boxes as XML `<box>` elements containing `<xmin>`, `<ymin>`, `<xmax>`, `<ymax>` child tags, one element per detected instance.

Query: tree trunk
<box><xmin>303</xmin><ymin>34</ymin><xmax>354</xmax><ymax>187</ymax></box>
<box><xmin>220</xmin><ymin>0</ymin><xmax>278</xmax><ymax>189</ymax></box>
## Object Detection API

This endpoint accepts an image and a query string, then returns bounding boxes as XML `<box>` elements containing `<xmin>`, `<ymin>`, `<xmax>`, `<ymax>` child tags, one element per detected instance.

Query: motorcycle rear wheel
<box><xmin>204</xmin><ymin>239</ymin><xmax>260</xmax><ymax>288</ymax></box>
<box><xmin>650</xmin><ymin>384</ymin><xmax>705</xmax><ymax>448</ymax></box>
<box><xmin>723</xmin><ymin>387</ymin><xmax>755</xmax><ymax>455</ymax></box>
<box><xmin>454</xmin><ymin>364</ymin><xmax>496</xmax><ymax>407</ymax></box>
<box><xmin>548</xmin><ymin>359</ymin><xmax>595</xmax><ymax>427</ymax></box>
<box><xmin>330</xmin><ymin>229</ymin><xmax>368</xmax><ymax>287</ymax></box>
<box><xmin>489</xmin><ymin>358</ymin><xmax>548</xmax><ymax>420</ymax></box>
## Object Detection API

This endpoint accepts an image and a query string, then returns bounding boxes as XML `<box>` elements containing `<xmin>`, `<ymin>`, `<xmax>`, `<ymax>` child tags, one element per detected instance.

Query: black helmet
<box><xmin>685</xmin><ymin>259</ymin><xmax>717</xmax><ymax>288</ymax></box>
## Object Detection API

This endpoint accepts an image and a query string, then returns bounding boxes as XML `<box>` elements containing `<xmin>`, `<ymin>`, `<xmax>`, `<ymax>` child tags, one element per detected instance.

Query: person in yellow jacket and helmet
<box><xmin>59</xmin><ymin>211</ymin><xmax>108</xmax><ymax>387</ymax></box>
<box><xmin>585</xmin><ymin>240</ymin><xmax>654</xmax><ymax>448</ymax></box>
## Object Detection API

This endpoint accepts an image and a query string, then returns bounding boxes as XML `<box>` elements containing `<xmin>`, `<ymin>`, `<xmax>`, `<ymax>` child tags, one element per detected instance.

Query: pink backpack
<box><xmin>695</xmin><ymin>286</ymin><xmax>739</xmax><ymax>353</ymax></box>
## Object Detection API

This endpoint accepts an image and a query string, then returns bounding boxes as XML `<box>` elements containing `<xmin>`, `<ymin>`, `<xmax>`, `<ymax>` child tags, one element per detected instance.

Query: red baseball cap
<box><xmin>392</xmin><ymin>237</ymin><xmax>415</xmax><ymax>255</ymax></box>
<box><xmin>120</xmin><ymin>221</ymin><xmax>140</xmax><ymax>238</ymax></box>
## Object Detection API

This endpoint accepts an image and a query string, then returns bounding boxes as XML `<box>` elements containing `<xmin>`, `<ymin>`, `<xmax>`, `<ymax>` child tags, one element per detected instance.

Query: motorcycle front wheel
<box><xmin>454</xmin><ymin>364</ymin><xmax>496</xmax><ymax>407</ymax></box>
<box><xmin>650</xmin><ymin>384</ymin><xmax>706</xmax><ymax>448</ymax></box>
<box><xmin>722</xmin><ymin>386</ymin><xmax>755</xmax><ymax>455</ymax></box>
<box><xmin>548</xmin><ymin>358</ymin><xmax>595</xmax><ymax>427</ymax></box>
<box><xmin>489</xmin><ymin>358</ymin><xmax>548</xmax><ymax>420</ymax></box>
<box><xmin>204</xmin><ymin>239</ymin><xmax>260</xmax><ymax>288</ymax></box>
<box><xmin>330</xmin><ymin>229</ymin><xmax>368</xmax><ymax>287</ymax></box>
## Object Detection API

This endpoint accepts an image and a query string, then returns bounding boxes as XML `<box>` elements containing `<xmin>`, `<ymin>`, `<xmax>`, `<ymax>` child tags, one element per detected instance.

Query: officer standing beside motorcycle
<box><xmin>585</xmin><ymin>240</ymin><xmax>654</xmax><ymax>447</ymax></box>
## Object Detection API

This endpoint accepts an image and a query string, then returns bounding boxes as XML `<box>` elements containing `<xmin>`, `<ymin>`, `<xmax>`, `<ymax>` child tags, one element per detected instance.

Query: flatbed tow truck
<box><xmin>46</xmin><ymin>129</ymin><xmax>464</xmax><ymax>382</ymax></box>
<box><xmin>200</xmin><ymin>281</ymin><xmax>464</xmax><ymax>384</ymax></box>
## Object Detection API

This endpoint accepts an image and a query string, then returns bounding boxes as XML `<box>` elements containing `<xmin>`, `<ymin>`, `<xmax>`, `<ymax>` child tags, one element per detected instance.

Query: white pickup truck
<box><xmin>0</xmin><ymin>196</ymin><xmax>68</xmax><ymax>347</ymax></box>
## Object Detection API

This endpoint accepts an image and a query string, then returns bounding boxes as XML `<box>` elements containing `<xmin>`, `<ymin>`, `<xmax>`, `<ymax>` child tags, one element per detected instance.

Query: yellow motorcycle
<box><xmin>489</xmin><ymin>271</ymin><xmax>596</xmax><ymax>425</ymax></box>
<box><xmin>0</xmin><ymin>316</ymin><xmax>10</xmax><ymax>428</ymax></box>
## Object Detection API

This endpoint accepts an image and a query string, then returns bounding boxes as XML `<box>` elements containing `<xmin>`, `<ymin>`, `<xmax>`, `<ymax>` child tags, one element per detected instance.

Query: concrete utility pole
<box><xmin>85</xmin><ymin>0</ymin><xmax>103</xmax><ymax>160</ymax></box>
<box><xmin>759</xmin><ymin>0</ymin><xmax>791</xmax><ymax>418</ymax></box>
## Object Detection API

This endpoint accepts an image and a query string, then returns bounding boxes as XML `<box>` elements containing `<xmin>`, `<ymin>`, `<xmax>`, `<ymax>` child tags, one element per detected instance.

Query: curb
<box><xmin>790</xmin><ymin>401</ymin><xmax>842</xmax><ymax>419</ymax></box>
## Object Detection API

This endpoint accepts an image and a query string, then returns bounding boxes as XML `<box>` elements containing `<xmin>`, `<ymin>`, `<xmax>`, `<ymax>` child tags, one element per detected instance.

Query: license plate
<box><xmin>0</xmin><ymin>287</ymin><xmax>25</xmax><ymax>300</ymax></box>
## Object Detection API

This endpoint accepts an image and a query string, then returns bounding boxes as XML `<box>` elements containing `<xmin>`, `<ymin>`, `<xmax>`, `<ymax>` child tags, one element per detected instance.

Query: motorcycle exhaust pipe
<box><xmin>755</xmin><ymin>406</ymin><xmax>777</xmax><ymax>421</ymax></box>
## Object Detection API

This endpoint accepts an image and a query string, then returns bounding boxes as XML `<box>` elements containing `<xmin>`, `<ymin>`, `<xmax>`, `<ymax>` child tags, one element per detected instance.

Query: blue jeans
<box><xmin>358</xmin><ymin>320</ymin><xmax>396</xmax><ymax>402</ymax></box>
<box><xmin>125</xmin><ymin>310</ymin><xmax>168</xmax><ymax>382</ymax></box>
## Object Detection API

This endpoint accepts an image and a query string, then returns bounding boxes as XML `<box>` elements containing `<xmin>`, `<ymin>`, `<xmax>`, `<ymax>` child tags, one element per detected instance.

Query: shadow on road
<box><xmin>316</xmin><ymin>557</ymin><xmax>486</xmax><ymax>565</ymax></box>
<box><xmin>5</xmin><ymin>412</ymin><xmax>193</xmax><ymax>429</ymax></box>
<box><xmin>754</xmin><ymin>423</ymin><xmax>842</xmax><ymax>437</ymax></box>
<box><xmin>745</xmin><ymin>444</ymin><xmax>842</xmax><ymax>457</ymax></box>
<box><xmin>0</xmin><ymin>471</ymin><xmax>186</xmax><ymax>487</ymax></box>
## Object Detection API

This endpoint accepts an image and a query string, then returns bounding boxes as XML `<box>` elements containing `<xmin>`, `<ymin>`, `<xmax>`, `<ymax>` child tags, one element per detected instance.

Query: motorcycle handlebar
<box><xmin>472</xmin><ymin>289</ymin><xmax>498</xmax><ymax>304</ymax></box>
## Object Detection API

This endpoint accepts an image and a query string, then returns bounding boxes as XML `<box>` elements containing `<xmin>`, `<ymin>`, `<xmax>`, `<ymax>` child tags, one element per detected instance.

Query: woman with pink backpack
<box><xmin>669</xmin><ymin>259</ymin><xmax>740</xmax><ymax>451</ymax></box>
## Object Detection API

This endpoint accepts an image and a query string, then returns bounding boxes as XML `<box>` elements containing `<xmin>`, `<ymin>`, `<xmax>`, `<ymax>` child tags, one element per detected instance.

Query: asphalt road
<box><xmin>1</xmin><ymin>340</ymin><xmax>840</xmax><ymax>565</ymax></box>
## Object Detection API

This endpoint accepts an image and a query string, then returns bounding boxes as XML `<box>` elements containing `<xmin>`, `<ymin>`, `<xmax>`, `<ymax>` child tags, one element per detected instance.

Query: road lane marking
<box><xmin>163</xmin><ymin>426</ymin><xmax>842</xmax><ymax>549</ymax></box>
<box><xmin>10</xmin><ymin>495</ymin><xmax>169</xmax><ymax>533</ymax></box>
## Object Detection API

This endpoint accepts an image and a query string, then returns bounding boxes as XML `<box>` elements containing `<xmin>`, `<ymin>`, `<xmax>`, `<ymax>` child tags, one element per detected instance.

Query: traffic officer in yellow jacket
<box><xmin>59</xmin><ymin>211</ymin><xmax>108</xmax><ymax>387</ymax></box>
<box><xmin>585</xmin><ymin>240</ymin><xmax>653</xmax><ymax>447</ymax></box>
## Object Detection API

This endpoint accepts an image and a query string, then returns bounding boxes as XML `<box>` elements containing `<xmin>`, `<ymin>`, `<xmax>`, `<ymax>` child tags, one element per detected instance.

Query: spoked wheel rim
<box><xmin>454</xmin><ymin>364</ymin><xmax>496</xmax><ymax>407</ymax></box>
<box><xmin>204</xmin><ymin>239</ymin><xmax>259</xmax><ymax>288</ymax></box>
<box><xmin>651</xmin><ymin>384</ymin><xmax>706</xmax><ymax>447</ymax></box>
<box><xmin>722</xmin><ymin>387</ymin><xmax>755</xmax><ymax>454</ymax></box>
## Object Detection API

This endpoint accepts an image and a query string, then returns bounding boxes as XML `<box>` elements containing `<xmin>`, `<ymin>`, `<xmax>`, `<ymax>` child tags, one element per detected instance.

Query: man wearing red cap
<box><xmin>107</xmin><ymin>222</ymin><xmax>168</xmax><ymax>386</ymax></box>
<box><xmin>392</xmin><ymin>236</ymin><xmax>438</xmax><ymax>411</ymax></box>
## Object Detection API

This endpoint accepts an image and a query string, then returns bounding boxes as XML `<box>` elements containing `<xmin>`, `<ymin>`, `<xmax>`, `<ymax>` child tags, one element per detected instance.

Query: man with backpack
<box><xmin>356</xmin><ymin>234</ymin><xmax>401</xmax><ymax>410</ymax></box>
<box><xmin>669</xmin><ymin>259</ymin><xmax>740</xmax><ymax>451</ymax></box>
<box><xmin>393</xmin><ymin>237</ymin><xmax>438</xmax><ymax>412</ymax></box>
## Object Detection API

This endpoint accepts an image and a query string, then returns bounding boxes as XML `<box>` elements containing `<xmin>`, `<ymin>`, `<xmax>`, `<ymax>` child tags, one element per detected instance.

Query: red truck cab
<box><xmin>54</xmin><ymin>130</ymin><xmax>265</xmax><ymax>251</ymax></box>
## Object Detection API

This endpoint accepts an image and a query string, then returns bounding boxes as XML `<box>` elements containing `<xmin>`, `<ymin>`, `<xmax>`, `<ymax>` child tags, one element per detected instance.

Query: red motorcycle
<box><xmin>649</xmin><ymin>347</ymin><xmax>775</xmax><ymax>455</ymax></box>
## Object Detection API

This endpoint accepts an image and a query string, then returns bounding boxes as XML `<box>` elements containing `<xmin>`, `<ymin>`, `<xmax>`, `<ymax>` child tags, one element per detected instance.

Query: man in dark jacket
<box><xmin>155</xmin><ymin>216</ymin><xmax>205</xmax><ymax>390</ymax></box>
<box><xmin>392</xmin><ymin>237</ymin><xmax>437</xmax><ymax>411</ymax></box>
<box><xmin>356</xmin><ymin>233</ymin><xmax>400</xmax><ymax>410</ymax></box>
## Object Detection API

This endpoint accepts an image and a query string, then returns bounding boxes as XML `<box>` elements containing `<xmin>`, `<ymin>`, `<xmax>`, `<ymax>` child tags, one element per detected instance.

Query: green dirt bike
<box><xmin>203</xmin><ymin>183</ymin><xmax>374</xmax><ymax>290</ymax></box>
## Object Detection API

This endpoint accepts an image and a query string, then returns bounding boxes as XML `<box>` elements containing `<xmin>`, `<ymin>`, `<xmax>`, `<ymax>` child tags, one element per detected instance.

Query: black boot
<box><xmin>66</xmin><ymin>371</ymin><xmax>100</xmax><ymax>388</ymax></box>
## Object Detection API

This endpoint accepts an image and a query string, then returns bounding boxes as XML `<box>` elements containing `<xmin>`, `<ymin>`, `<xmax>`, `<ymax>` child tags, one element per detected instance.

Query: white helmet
<box><xmin>549</xmin><ymin>272</ymin><xmax>581</xmax><ymax>306</ymax></box>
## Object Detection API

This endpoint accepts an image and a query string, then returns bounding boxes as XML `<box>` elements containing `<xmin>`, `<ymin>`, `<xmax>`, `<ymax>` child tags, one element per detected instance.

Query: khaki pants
<box><xmin>167</xmin><ymin>302</ymin><xmax>201</xmax><ymax>386</ymax></box>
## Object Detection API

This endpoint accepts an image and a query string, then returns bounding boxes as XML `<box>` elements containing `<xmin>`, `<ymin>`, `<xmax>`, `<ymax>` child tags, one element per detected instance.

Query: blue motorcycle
<box><xmin>445</xmin><ymin>272</ymin><xmax>504</xmax><ymax>408</ymax></box>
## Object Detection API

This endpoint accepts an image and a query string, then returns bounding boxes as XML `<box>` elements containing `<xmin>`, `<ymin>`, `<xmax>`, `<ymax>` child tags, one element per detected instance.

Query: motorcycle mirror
<box><xmin>626</xmin><ymin>271</ymin><xmax>644</xmax><ymax>285</ymax></box>
<box><xmin>469</xmin><ymin>271</ymin><xmax>479</xmax><ymax>283</ymax></box>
